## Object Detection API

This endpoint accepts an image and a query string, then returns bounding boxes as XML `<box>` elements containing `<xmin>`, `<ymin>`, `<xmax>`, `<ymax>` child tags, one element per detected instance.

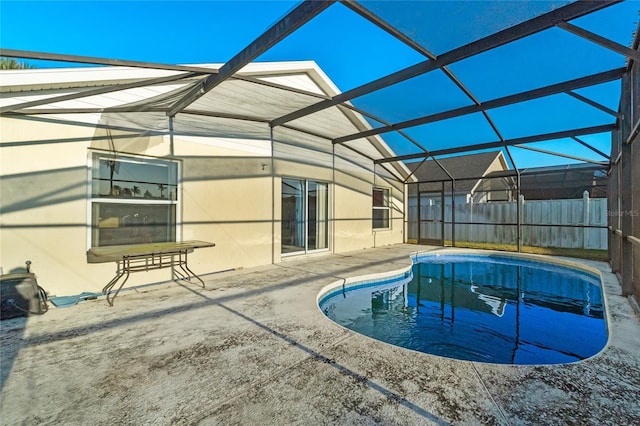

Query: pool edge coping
<box><xmin>316</xmin><ymin>247</ymin><xmax>612</xmax><ymax>367</ymax></box>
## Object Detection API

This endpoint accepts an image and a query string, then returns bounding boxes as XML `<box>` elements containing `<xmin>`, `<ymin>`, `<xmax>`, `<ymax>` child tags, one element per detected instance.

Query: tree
<box><xmin>132</xmin><ymin>186</ymin><xmax>141</xmax><ymax>198</ymax></box>
<box><xmin>103</xmin><ymin>159</ymin><xmax>117</xmax><ymax>196</ymax></box>
<box><xmin>0</xmin><ymin>57</ymin><xmax>35</xmax><ymax>70</ymax></box>
<box><xmin>157</xmin><ymin>184</ymin><xmax>166</xmax><ymax>198</ymax></box>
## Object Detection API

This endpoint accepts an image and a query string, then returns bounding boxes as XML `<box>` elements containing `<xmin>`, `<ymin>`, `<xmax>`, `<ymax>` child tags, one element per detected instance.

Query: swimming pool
<box><xmin>318</xmin><ymin>251</ymin><xmax>608</xmax><ymax>365</ymax></box>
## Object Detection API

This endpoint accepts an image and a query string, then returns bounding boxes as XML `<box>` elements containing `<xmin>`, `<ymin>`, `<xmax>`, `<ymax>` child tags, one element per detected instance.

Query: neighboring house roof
<box><xmin>406</xmin><ymin>151</ymin><xmax>509</xmax><ymax>193</ymax></box>
<box><xmin>517</xmin><ymin>164</ymin><xmax>607</xmax><ymax>200</ymax></box>
<box><xmin>480</xmin><ymin>162</ymin><xmax>608</xmax><ymax>200</ymax></box>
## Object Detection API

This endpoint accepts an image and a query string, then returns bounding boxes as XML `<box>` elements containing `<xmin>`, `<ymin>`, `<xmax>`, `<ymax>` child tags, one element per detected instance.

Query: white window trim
<box><xmin>373</xmin><ymin>186</ymin><xmax>391</xmax><ymax>230</ymax></box>
<box><xmin>86</xmin><ymin>150</ymin><xmax>181</xmax><ymax>249</ymax></box>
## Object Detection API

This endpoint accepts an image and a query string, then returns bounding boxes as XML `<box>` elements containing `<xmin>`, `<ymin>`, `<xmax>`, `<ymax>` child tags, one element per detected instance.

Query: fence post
<box><xmin>518</xmin><ymin>194</ymin><xmax>524</xmax><ymax>251</ymax></box>
<box><xmin>583</xmin><ymin>190</ymin><xmax>590</xmax><ymax>249</ymax></box>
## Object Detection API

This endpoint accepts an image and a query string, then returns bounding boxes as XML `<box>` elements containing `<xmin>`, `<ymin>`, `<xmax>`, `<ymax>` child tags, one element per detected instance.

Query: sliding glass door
<box><xmin>282</xmin><ymin>178</ymin><xmax>328</xmax><ymax>255</ymax></box>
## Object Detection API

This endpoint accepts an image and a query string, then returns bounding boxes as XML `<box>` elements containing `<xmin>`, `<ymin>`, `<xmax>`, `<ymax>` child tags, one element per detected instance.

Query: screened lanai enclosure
<box><xmin>0</xmin><ymin>1</ymin><xmax>638</xmax><ymax>302</ymax></box>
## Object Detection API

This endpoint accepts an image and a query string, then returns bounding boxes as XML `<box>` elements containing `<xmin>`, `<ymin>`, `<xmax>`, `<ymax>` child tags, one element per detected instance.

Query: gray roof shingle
<box><xmin>407</xmin><ymin>151</ymin><xmax>505</xmax><ymax>193</ymax></box>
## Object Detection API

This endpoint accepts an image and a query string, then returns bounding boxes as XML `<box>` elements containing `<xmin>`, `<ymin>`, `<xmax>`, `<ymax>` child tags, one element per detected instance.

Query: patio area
<box><xmin>1</xmin><ymin>244</ymin><xmax>639</xmax><ymax>425</ymax></box>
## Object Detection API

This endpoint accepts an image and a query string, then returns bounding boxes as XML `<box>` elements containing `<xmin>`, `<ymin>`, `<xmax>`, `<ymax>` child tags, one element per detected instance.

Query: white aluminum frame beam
<box><xmin>167</xmin><ymin>0</ymin><xmax>335</xmax><ymax>117</ymax></box>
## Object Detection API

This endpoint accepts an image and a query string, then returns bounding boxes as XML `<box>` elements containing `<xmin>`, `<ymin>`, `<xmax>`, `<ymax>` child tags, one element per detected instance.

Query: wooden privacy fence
<box><xmin>410</xmin><ymin>192</ymin><xmax>607</xmax><ymax>250</ymax></box>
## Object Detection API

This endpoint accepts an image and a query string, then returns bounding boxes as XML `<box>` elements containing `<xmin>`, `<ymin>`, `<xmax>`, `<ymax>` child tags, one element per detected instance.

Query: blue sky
<box><xmin>1</xmin><ymin>1</ymin><xmax>638</xmax><ymax>169</ymax></box>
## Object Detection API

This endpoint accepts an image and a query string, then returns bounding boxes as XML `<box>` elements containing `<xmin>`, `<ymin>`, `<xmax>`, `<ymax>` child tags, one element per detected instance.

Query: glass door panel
<box><xmin>282</xmin><ymin>178</ymin><xmax>305</xmax><ymax>254</ymax></box>
<box><xmin>308</xmin><ymin>181</ymin><xmax>328</xmax><ymax>250</ymax></box>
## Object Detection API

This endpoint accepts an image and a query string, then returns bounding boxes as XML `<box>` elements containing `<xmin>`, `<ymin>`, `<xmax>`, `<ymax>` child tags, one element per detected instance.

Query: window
<box><xmin>89</xmin><ymin>152</ymin><xmax>179</xmax><ymax>247</ymax></box>
<box><xmin>373</xmin><ymin>187</ymin><xmax>390</xmax><ymax>229</ymax></box>
<box><xmin>281</xmin><ymin>178</ymin><xmax>328</xmax><ymax>254</ymax></box>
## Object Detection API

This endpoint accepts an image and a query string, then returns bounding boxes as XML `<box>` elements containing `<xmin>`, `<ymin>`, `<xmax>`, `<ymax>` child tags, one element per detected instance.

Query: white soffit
<box><xmin>189</xmin><ymin>78</ymin><xmax>319</xmax><ymax>120</ymax></box>
<box><xmin>1</xmin><ymin>61</ymin><xmax>410</xmax><ymax>178</ymax></box>
<box><xmin>173</xmin><ymin>114</ymin><xmax>270</xmax><ymax>140</ymax></box>
<box><xmin>0</xmin><ymin>66</ymin><xmax>197</xmax><ymax>92</ymax></box>
<box><xmin>167</xmin><ymin>134</ymin><xmax>271</xmax><ymax>157</ymax></box>
<box><xmin>2</xmin><ymin>83</ymin><xmax>190</xmax><ymax>110</ymax></box>
<box><xmin>257</xmin><ymin>74</ymin><xmax>326</xmax><ymax>96</ymax></box>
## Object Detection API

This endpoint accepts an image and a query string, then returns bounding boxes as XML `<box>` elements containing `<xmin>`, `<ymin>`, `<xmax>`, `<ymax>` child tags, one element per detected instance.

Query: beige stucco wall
<box><xmin>484</xmin><ymin>154</ymin><xmax>511</xmax><ymax>201</ymax></box>
<box><xmin>1</xmin><ymin>114</ymin><xmax>404</xmax><ymax>297</ymax></box>
<box><xmin>174</xmin><ymin>141</ymin><xmax>274</xmax><ymax>272</ymax></box>
<box><xmin>1</xmin><ymin>115</ymin><xmax>105</xmax><ymax>295</ymax></box>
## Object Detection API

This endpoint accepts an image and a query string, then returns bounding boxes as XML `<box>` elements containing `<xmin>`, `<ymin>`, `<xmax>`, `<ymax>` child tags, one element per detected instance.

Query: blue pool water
<box><xmin>319</xmin><ymin>254</ymin><xmax>607</xmax><ymax>365</ymax></box>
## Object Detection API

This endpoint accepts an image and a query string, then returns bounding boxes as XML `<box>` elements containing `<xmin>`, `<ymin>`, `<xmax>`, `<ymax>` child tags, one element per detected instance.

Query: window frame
<box><xmin>87</xmin><ymin>150</ymin><xmax>181</xmax><ymax>249</ymax></box>
<box><xmin>372</xmin><ymin>186</ymin><xmax>391</xmax><ymax>230</ymax></box>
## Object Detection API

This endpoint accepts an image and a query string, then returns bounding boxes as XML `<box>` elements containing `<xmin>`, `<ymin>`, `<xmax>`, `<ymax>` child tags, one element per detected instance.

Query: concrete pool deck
<box><xmin>1</xmin><ymin>244</ymin><xmax>639</xmax><ymax>425</ymax></box>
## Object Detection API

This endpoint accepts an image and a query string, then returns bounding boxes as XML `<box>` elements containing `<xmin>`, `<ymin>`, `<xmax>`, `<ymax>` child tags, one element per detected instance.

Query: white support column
<box><xmin>519</xmin><ymin>194</ymin><xmax>525</xmax><ymax>249</ymax></box>
<box><xmin>583</xmin><ymin>190</ymin><xmax>590</xmax><ymax>249</ymax></box>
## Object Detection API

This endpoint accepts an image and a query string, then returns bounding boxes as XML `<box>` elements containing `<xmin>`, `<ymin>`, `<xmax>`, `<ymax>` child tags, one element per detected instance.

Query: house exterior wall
<box><xmin>0</xmin><ymin>114</ymin><xmax>404</xmax><ymax>297</ymax></box>
<box><xmin>483</xmin><ymin>155</ymin><xmax>512</xmax><ymax>202</ymax></box>
<box><xmin>1</xmin><ymin>115</ymin><xmax>106</xmax><ymax>296</ymax></box>
<box><xmin>174</xmin><ymin>139</ymin><xmax>274</xmax><ymax>272</ymax></box>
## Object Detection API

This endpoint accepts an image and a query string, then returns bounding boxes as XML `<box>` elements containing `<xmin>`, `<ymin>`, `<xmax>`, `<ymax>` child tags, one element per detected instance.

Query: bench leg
<box><xmin>106</xmin><ymin>269</ymin><xmax>131</xmax><ymax>307</ymax></box>
<box><xmin>172</xmin><ymin>252</ymin><xmax>205</xmax><ymax>288</ymax></box>
<box><xmin>182</xmin><ymin>254</ymin><xmax>205</xmax><ymax>288</ymax></box>
<box><xmin>102</xmin><ymin>269</ymin><xmax>126</xmax><ymax>297</ymax></box>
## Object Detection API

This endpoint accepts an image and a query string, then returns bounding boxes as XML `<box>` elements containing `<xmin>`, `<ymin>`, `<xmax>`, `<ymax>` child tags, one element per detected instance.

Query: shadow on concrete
<box><xmin>178</xmin><ymin>281</ymin><xmax>449</xmax><ymax>425</ymax></box>
<box><xmin>1</xmin><ymin>264</ymin><xmax>40</xmax><ymax>392</ymax></box>
<box><xmin>8</xmin><ymin>248</ymin><xmax>449</xmax><ymax>421</ymax></box>
<box><xmin>19</xmin><ymin>251</ymin><xmax>422</xmax><ymax>348</ymax></box>
<box><xmin>0</xmin><ymin>317</ymin><xmax>27</xmax><ymax>392</ymax></box>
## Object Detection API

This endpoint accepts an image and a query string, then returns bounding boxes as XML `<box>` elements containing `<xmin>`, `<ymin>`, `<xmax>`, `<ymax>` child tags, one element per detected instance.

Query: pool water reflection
<box><xmin>319</xmin><ymin>255</ymin><xmax>607</xmax><ymax>365</ymax></box>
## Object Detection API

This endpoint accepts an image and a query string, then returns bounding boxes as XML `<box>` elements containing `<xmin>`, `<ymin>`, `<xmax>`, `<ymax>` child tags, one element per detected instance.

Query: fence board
<box><xmin>412</xmin><ymin>194</ymin><xmax>607</xmax><ymax>249</ymax></box>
